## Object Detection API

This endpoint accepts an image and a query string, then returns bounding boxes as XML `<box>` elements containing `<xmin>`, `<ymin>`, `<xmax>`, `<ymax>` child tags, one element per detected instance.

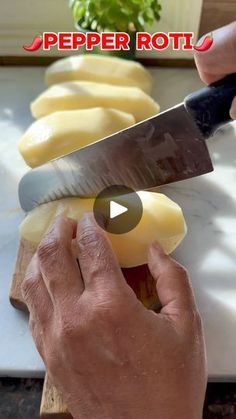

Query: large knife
<box><xmin>19</xmin><ymin>73</ymin><xmax>236</xmax><ymax>212</ymax></box>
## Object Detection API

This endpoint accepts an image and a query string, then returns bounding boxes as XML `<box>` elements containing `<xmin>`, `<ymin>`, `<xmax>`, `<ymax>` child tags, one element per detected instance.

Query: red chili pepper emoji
<box><xmin>194</xmin><ymin>34</ymin><xmax>213</xmax><ymax>52</ymax></box>
<box><xmin>23</xmin><ymin>35</ymin><xmax>43</xmax><ymax>52</ymax></box>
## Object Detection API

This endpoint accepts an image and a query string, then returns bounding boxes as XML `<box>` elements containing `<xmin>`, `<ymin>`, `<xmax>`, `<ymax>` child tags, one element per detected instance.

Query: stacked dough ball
<box><xmin>19</xmin><ymin>55</ymin><xmax>159</xmax><ymax>167</ymax></box>
<box><xmin>19</xmin><ymin>54</ymin><xmax>186</xmax><ymax>267</ymax></box>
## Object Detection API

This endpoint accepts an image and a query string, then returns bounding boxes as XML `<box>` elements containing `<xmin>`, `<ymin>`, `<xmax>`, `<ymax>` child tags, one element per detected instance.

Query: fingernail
<box><xmin>80</xmin><ymin>211</ymin><xmax>108</xmax><ymax>230</ymax></box>
<box><xmin>151</xmin><ymin>241</ymin><xmax>165</xmax><ymax>254</ymax></box>
<box><xmin>230</xmin><ymin>97</ymin><xmax>236</xmax><ymax>120</ymax></box>
<box><xmin>77</xmin><ymin>213</ymin><xmax>99</xmax><ymax>247</ymax></box>
<box><xmin>80</xmin><ymin>212</ymin><xmax>95</xmax><ymax>228</ymax></box>
<box><xmin>149</xmin><ymin>241</ymin><xmax>169</xmax><ymax>263</ymax></box>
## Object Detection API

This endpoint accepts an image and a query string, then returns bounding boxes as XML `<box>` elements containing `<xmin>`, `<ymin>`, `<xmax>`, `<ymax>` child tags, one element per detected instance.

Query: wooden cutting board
<box><xmin>10</xmin><ymin>238</ymin><xmax>159</xmax><ymax>418</ymax></box>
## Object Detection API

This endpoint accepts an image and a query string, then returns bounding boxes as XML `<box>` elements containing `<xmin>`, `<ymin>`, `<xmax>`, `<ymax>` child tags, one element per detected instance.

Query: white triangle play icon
<box><xmin>110</xmin><ymin>201</ymin><xmax>128</xmax><ymax>219</ymax></box>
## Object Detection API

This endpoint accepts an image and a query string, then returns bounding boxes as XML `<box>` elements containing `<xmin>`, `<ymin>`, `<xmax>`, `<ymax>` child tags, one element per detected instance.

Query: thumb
<box><xmin>194</xmin><ymin>22</ymin><xmax>236</xmax><ymax>84</ymax></box>
<box><xmin>230</xmin><ymin>96</ymin><xmax>236</xmax><ymax>120</ymax></box>
<box><xmin>148</xmin><ymin>242</ymin><xmax>197</xmax><ymax>315</ymax></box>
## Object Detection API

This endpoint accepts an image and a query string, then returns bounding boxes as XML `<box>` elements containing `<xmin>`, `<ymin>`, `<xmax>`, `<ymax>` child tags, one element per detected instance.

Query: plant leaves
<box><xmin>69</xmin><ymin>0</ymin><xmax>162</xmax><ymax>31</ymax></box>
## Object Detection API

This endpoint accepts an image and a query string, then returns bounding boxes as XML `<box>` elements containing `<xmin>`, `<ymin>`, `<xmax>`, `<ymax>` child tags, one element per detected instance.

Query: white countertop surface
<box><xmin>0</xmin><ymin>66</ymin><xmax>236</xmax><ymax>380</ymax></box>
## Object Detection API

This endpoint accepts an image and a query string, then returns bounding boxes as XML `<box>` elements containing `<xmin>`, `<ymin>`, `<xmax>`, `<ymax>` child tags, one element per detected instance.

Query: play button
<box><xmin>110</xmin><ymin>201</ymin><xmax>128</xmax><ymax>219</ymax></box>
<box><xmin>93</xmin><ymin>185</ymin><xmax>143</xmax><ymax>235</ymax></box>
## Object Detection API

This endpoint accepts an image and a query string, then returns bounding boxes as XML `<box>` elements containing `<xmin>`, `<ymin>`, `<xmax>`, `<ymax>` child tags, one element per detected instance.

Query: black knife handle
<box><xmin>184</xmin><ymin>73</ymin><xmax>236</xmax><ymax>138</ymax></box>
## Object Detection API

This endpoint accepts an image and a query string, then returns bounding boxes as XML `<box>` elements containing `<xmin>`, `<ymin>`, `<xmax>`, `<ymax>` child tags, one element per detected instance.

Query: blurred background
<box><xmin>0</xmin><ymin>0</ymin><xmax>235</xmax><ymax>62</ymax></box>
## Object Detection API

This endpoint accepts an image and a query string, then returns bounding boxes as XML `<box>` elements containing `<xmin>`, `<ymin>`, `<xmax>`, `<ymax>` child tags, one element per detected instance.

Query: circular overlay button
<box><xmin>93</xmin><ymin>185</ymin><xmax>143</xmax><ymax>235</ymax></box>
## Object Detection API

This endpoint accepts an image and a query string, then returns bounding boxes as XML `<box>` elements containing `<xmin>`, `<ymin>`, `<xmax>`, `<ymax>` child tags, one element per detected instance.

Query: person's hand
<box><xmin>194</xmin><ymin>21</ymin><xmax>236</xmax><ymax>119</ymax></box>
<box><xmin>22</xmin><ymin>215</ymin><xmax>207</xmax><ymax>419</ymax></box>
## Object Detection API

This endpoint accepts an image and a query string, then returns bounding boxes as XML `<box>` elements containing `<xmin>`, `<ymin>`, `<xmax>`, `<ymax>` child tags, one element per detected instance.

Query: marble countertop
<box><xmin>0</xmin><ymin>66</ymin><xmax>236</xmax><ymax>380</ymax></box>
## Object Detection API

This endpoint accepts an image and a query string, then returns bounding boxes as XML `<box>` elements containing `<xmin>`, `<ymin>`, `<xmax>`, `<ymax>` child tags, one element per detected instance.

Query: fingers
<box><xmin>148</xmin><ymin>242</ymin><xmax>196</xmax><ymax>315</ymax></box>
<box><xmin>230</xmin><ymin>96</ymin><xmax>236</xmax><ymax>120</ymax></box>
<box><xmin>76</xmin><ymin>213</ymin><xmax>128</xmax><ymax>291</ymax></box>
<box><xmin>37</xmin><ymin>217</ymin><xmax>84</xmax><ymax>306</ymax></box>
<box><xmin>22</xmin><ymin>253</ymin><xmax>52</xmax><ymax>321</ymax></box>
<box><xmin>194</xmin><ymin>22</ymin><xmax>236</xmax><ymax>84</ymax></box>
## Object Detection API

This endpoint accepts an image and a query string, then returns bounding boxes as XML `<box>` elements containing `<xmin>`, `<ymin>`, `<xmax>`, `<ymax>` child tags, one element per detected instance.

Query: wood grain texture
<box><xmin>40</xmin><ymin>375</ymin><xmax>72</xmax><ymax>419</ymax></box>
<box><xmin>199</xmin><ymin>0</ymin><xmax>236</xmax><ymax>36</ymax></box>
<box><xmin>9</xmin><ymin>239</ymin><xmax>37</xmax><ymax>312</ymax></box>
<box><xmin>9</xmin><ymin>239</ymin><xmax>159</xmax><ymax>418</ymax></box>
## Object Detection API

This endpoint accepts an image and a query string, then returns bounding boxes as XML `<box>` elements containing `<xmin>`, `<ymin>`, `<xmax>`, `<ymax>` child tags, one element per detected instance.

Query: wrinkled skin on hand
<box><xmin>194</xmin><ymin>21</ymin><xmax>236</xmax><ymax>119</ymax></box>
<box><xmin>22</xmin><ymin>215</ymin><xmax>207</xmax><ymax>419</ymax></box>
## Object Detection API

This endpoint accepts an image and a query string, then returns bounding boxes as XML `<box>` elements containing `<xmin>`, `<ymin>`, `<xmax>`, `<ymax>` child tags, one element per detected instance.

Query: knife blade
<box><xmin>19</xmin><ymin>73</ymin><xmax>236</xmax><ymax>212</ymax></box>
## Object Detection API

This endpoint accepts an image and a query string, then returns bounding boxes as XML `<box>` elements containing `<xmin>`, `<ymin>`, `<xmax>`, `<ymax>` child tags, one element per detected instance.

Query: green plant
<box><xmin>69</xmin><ymin>0</ymin><xmax>162</xmax><ymax>33</ymax></box>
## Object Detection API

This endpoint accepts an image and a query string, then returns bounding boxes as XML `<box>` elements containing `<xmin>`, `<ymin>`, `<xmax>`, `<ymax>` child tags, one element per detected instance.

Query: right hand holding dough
<box><xmin>22</xmin><ymin>215</ymin><xmax>206</xmax><ymax>419</ymax></box>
